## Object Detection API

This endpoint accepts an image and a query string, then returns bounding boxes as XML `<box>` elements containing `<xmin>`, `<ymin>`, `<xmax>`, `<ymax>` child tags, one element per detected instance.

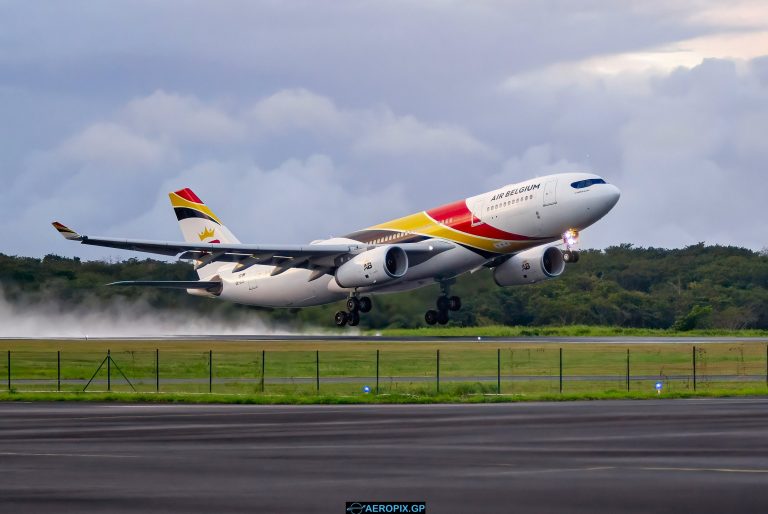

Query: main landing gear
<box><xmin>334</xmin><ymin>294</ymin><xmax>372</xmax><ymax>327</ymax></box>
<box><xmin>425</xmin><ymin>281</ymin><xmax>461</xmax><ymax>325</ymax></box>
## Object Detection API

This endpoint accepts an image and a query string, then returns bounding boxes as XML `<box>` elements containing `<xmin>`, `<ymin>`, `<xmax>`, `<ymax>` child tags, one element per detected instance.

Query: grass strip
<box><xmin>372</xmin><ymin>325</ymin><xmax>768</xmax><ymax>338</ymax></box>
<box><xmin>1</xmin><ymin>389</ymin><xmax>767</xmax><ymax>405</ymax></box>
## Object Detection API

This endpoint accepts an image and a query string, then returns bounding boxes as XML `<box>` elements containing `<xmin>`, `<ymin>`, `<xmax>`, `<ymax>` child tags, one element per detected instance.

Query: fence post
<box><xmin>57</xmin><ymin>350</ymin><xmax>61</xmax><ymax>392</ymax></box>
<box><xmin>209</xmin><ymin>350</ymin><xmax>213</xmax><ymax>393</ymax></box>
<box><xmin>155</xmin><ymin>349</ymin><xmax>159</xmax><ymax>392</ymax></box>
<box><xmin>497</xmin><ymin>348</ymin><xmax>501</xmax><ymax>394</ymax></box>
<box><xmin>559</xmin><ymin>347</ymin><xmax>563</xmax><ymax>393</ymax></box>
<box><xmin>766</xmin><ymin>345</ymin><xmax>767</xmax><ymax>388</ymax></box>
<box><xmin>436</xmin><ymin>349</ymin><xmax>440</xmax><ymax>393</ymax></box>
<box><xmin>107</xmin><ymin>349</ymin><xmax>111</xmax><ymax>392</ymax></box>
<box><xmin>7</xmin><ymin>350</ymin><xmax>9</xmax><ymax>391</ymax></box>
<box><xmin>316</xmin><ymin>350</ymin><xmax>320</xmax><ymax>393</ymax></box>
<box><xmin>261</xmin><ymin>350</ymin><xmax>265</xmax><ymax>393</ymax></box>
<box><xmin>376</xmin><ymin>349</ymin><xmax>379</xmax><ymax>394</ymax></box>
<box><xmin>692</xmin><ymin>346</ymin><xmax>696</xmax><ymax>391</ymax></box>
<box><xmin>626</xmin><ymin>348</ymin><xmax>630</xmax><ymax>392</ymax></box>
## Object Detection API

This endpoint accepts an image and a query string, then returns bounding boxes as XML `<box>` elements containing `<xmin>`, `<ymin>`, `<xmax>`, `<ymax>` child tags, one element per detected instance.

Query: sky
<box><xmin>2</xmin><ymin>0</ymin><xmax>767</xmax><ymax>260</ymax></box>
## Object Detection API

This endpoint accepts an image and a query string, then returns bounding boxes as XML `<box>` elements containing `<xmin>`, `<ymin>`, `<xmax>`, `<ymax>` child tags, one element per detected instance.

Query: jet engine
<box><xmin>493</xmin><ymin>246</ymin><xmax>565</xmax><ymax>286</ymax></box>
<box><xmin>335</xmin><ymin>245</ymin><xmax>408</xmax><ymax>288</ymax></box>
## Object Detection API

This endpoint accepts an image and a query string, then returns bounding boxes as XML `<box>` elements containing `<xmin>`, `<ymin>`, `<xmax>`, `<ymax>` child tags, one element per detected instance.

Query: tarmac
<box><xmin>1</xmin><ymin>399</ymin><xmax>768</xmax><ymax>513</ymax></box>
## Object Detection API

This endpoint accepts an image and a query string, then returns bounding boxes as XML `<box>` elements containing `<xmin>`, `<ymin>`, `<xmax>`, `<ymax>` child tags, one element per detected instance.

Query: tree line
<box><xmin>1</xmin><ymin>243</ymin><xmax>766</xmax><ymax>330</ymax></box>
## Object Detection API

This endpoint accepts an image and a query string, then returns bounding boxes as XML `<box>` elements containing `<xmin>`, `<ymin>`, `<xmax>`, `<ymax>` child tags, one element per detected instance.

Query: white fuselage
<box><xmin>202</xmin><ymin>172</ymin><xmax>620</xmax><ymax>307</ymax></box>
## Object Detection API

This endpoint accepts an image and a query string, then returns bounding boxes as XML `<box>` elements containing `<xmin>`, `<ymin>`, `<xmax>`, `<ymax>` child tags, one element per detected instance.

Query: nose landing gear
<box><xmin>562</xmin><ymin>229</ymin><xmax>581</xmax><ymax>263</ymax></box>
<box><xmin>563</xmin><ymin>250</ymin><xmax>580</xmax><ymax>263</ymax></box>
<box><xmin>335</xmin><ymin>294</ymin><xmax>372</xmax><ymax>327</ymax></box>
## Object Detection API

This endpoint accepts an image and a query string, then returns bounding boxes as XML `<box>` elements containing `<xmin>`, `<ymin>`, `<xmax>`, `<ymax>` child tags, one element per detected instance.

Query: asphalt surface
<box><xmin>1</xmin><ymin>399</ymin><xmax>768</xmax><ymax>513</ymax></box>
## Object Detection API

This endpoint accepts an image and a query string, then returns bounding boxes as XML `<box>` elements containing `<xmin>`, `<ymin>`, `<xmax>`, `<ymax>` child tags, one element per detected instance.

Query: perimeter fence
<box><xmin>2</xmin><ymin>344</ymin><xmax>768</xmax><ymax>396</ymax></box>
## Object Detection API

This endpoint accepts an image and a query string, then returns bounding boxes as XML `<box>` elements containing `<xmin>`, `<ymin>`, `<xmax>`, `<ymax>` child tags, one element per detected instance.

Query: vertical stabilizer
<box><xmin>168</xmin><ymin>188</ymin><xmax>241</xmax><ymax>245</ymax></box>
<box><xmin>168</xmin><ymin>188</ymin><xmax>240</xmax><ymax>277</ymax></box>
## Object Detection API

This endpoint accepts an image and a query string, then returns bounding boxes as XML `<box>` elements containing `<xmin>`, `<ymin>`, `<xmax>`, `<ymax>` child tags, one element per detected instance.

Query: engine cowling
<box><xmin>335</xmin><ymin>245</ymin><xmax>408</xmax><ymax>288</ymax></box>
<box><xmin>493</xmin><ymin>246</ymin><xmax>565</xmax><ymax>286</ymax></box>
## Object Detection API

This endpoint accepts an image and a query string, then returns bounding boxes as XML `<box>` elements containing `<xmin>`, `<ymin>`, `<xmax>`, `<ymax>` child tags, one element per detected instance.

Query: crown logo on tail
<box><xmin>198</xmin><ymin>227</ymin><xmax>216</xmax><ymax>241</ymax></box>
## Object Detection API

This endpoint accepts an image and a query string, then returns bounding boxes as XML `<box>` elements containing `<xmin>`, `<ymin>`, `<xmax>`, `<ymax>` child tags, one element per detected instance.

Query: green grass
<box><xmin>1</xmin><ymin>338</ymin><xmax>767</xmax><ymax>402</ymax></box>
<box><xmin>372</xmin><ymin>325</ymin><xmax>768</xmax><ymax>338</ymax></box>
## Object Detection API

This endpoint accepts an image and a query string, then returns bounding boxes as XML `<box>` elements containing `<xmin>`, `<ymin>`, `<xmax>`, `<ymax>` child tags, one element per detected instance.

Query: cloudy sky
<box><xmin>2</xmin><ymin>0</ymin><xmax>767</xmax><ymax>260</ymax></box>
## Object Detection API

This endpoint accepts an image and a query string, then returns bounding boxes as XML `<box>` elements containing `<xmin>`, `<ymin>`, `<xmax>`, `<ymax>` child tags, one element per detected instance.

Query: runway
<box><xmin>2</xmin><ymin>399</ymin><xmax>768</xmax><ymax>513</ymax></box>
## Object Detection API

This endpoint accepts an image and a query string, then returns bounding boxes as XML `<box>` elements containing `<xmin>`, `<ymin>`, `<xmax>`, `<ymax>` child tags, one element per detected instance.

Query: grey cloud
<box><xmin>112</xmin><ymin>155</ymin><xmax>412</xmax><ymax>246</ymax></box>
<box><xmin>1</xmin><ymin>1</ymin><xmax>767</xmax><ymax>259</ymax></box>
<box><xmin>57</xmin><ymin>122</ymin><xmax>175</xmax><ymax>168</ymax></box>
<box><xmin>123</xmin><ymin>90</ymin><xmax>247</xmax><ymax>144</ymax></box>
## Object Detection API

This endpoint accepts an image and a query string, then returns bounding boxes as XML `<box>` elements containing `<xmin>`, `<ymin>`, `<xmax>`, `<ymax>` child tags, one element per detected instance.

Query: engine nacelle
<box><xmin>493</xmin><ymin>246</ymin><xmax>565</xmax><ymax>286</ymax></box>
<box><xmin>335</xmin><ymin>245</ymin><xmax>408</xmax><ymax>288</ymax></box>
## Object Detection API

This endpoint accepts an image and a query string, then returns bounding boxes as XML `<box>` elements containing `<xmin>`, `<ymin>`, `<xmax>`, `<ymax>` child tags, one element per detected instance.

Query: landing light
<box><xmin>562</xmin><ymin>229</ymin><xmax>579</xmax><ymax>248</ymax></box>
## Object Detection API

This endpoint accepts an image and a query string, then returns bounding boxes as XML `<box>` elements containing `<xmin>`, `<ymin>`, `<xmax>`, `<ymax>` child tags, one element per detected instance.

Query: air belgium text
<box><xmin>490</xmin><ymin>183</ymin><xmax>540</xmax><ymax>201</ymax></box>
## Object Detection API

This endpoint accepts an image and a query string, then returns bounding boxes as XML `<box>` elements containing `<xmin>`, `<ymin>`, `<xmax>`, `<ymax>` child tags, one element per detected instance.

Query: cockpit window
<box><xmin>570</xmin><ymin>178</ymin><xmax>607</xmax><ymax>189</ymax></box>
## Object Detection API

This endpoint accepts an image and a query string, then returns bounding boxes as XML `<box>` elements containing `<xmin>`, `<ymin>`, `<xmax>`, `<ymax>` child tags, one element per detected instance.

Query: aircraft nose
<box><xmin>589</xmin><ymin>183</ymin><xmax>621</xmax><ymax>221</ymax></box>
<box><xmin>605</xmin><ymin>184</ymin><xmax>621</xmax><ymax>209</ymax></box>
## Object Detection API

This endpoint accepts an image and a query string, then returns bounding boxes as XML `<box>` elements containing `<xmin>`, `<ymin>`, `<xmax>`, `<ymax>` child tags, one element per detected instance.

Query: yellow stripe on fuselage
<box><xmin>169</xmin><ymin>193</ymin><xmax>222</xmax><ymax>224</ymax></box>
<box><xmin>371</xmin><ymin>212</ymin><xmax>521</xmax><ymax>253</ymax></box>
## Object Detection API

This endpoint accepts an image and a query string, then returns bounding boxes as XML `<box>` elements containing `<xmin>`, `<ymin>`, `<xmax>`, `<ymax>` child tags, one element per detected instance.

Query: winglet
<box><xmin>51</xmin><ymin>221</ymin><xmax>82</xmax><ymax>241</ymax></box>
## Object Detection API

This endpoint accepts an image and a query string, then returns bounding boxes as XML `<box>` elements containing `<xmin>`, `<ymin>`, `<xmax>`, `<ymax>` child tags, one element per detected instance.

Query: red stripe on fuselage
<box><xmin>426</xmin><ymin>200</ymin><xmax>536</xmax><ymax>241</ymax></box>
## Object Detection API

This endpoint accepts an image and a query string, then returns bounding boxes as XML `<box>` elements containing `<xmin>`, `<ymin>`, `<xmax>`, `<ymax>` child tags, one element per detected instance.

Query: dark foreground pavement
<box><xmin>1</xmin><ymin>399</ymin><xmax>767</xmax><ymax>513</ymax></box>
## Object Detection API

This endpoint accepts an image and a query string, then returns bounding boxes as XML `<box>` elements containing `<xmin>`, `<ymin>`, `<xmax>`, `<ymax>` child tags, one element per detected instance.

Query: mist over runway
<box><xmin>3</xmin><ymin>335</ymin><xmax>768</xmax><ymax>344</ymax></box>
<box><xmin>1</xmin><ymin>399</ymin><xmax>767</xmax><ymax>513</ymax></box>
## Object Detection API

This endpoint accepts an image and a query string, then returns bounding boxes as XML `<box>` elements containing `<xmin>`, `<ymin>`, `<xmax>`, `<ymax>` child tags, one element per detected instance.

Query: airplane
<box><xmin>52</xmin><ymin>172</ymin><xmax>620</xmax><ymax>327</ymax></box>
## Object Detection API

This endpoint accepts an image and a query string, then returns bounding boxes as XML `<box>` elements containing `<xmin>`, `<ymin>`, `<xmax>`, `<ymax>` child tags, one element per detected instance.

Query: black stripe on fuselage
<box><xmin>173</xmin><ymin>207</ymin><xmax>219</xmax><ymax>224</ymax></box>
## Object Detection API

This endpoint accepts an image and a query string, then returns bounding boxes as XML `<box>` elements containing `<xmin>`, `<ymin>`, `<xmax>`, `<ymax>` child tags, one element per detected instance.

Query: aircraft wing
<box><xmin>52</xmin><ymin>222</ymin><xmax>453</xmax><ymax>276</ymax></box>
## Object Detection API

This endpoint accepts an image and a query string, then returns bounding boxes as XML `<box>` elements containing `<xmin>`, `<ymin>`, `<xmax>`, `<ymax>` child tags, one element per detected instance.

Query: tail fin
<box><xmin>168</xmin><ymin>188</ymin><xmax>241</xmax><ymax>245</ymax></box>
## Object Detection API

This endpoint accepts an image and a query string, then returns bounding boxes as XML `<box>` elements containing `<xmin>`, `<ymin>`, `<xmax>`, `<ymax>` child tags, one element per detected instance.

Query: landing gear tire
<box><xmin>358</xmin><ymin>296</ymin><xmax>372</xmax><ymax>313</ymax></box>
<box><xmin>425</xmin><ymin>310</ymin><xmax>438</xmax><ymax>325</ymax></box>
<box><xmin>436</xmin><ymin>296</ymin><xmax>450</xmax><ymax>312</ymax></box>
<box><xmin>347</xmin><ymin>311</ymin><xmax>360</xmax><ymax>326</ymax></box>
<box><xmin>437</xmin><ymin>310</ymin><xmax>449</xmax><ymax>325</ymax></box>
<box><xmin>346</xmin><ymin>297</ymin><xmax>360</xmax><ymax>312</ymax></box>
<box><xmin>448</xmin><ymin>296</ymin><xmax>461</xmax><ymax>311</ymax></box>
<box><xmin>563</xmin><ymin>250</ymin><xmax>580</xmax><ymax>263</ymax></box>
<box><xmin>334</xmin><ymin>311</ymin><xmax>348</xmax><ymax>327</ymax></box>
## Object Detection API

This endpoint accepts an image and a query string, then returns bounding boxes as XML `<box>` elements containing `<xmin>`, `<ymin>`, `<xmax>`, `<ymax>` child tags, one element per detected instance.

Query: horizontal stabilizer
<box><xmin>108</xmin><ymin>280</ymin><xmax>221</xmax><ymax>290</ymax></box>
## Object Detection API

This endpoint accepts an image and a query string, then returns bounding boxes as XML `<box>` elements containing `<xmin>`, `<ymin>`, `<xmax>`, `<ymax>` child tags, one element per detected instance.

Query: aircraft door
<box><xmin>470</xmin><ymin>198</ymin><xmax>486</xmax><ymax>227</ymax></box>
<box><xmin>543</xmin><ymin>179</ymin><xmax>558</xmax><ymax>206</ymax></box>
